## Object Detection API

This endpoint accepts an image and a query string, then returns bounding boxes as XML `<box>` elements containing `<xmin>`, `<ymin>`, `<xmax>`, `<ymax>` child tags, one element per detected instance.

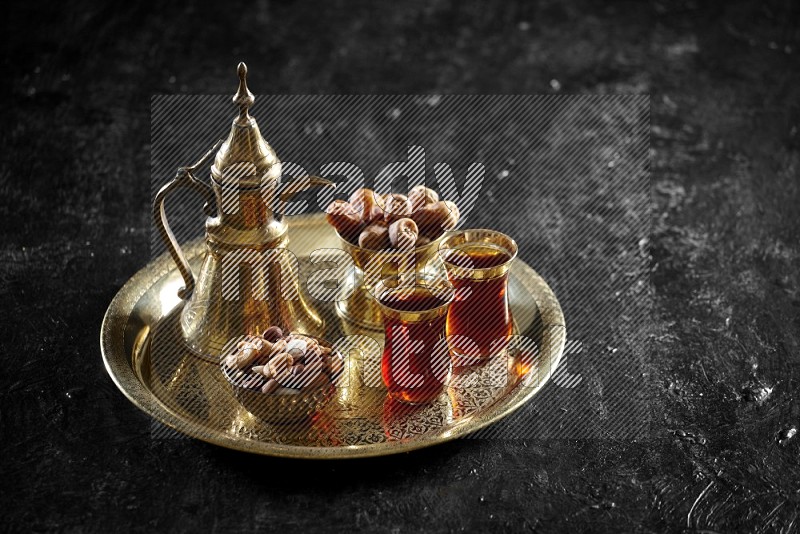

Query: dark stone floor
<box><xmin>1</xmin><ymin>0</ymin><xmax>799</xmax><ymax>532</ymax></box>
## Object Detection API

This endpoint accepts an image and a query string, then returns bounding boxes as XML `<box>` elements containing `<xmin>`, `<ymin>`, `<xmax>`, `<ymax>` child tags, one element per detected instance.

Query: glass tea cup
<box><xmin>438</xmin><ymin>229</ymin><xmax>518</xmax><ymax>366</ymax></box>
<box><xmin>374</xmin><ymin>274</ymin><xmax>455</xmax><ymax>404</ymax></box>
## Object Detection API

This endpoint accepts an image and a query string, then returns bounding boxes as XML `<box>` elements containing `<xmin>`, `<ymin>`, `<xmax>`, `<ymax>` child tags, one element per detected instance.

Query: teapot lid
<box><xmin>211</xmin><ymin>62</ymin><xmax>281</xmax><ymax>189</ymax></box>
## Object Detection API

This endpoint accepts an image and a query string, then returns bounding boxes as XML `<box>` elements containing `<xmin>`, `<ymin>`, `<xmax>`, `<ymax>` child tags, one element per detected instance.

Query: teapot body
<box><xmin>153</xmin><ymin>63</ymin><xmax>327</xmax><ymax>358</ymax></box>
<box><xmin>180</xmin><ymin>231</ymin><xmax>324</xmax><ymax>357</ymax></box>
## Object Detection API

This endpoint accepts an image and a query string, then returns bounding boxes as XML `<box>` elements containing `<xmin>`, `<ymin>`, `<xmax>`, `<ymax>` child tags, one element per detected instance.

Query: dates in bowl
<box><xmin>220</xmin><ymin>327</ymin><xmax>344</xmax><ymax>423</ymax></box>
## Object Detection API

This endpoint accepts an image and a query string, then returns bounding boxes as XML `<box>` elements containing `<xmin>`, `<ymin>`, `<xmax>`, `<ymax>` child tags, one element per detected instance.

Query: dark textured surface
<box><xmin>2</xmin><ymin>0</ymin><xmax>799</xmax><ymax>532</ymax></box>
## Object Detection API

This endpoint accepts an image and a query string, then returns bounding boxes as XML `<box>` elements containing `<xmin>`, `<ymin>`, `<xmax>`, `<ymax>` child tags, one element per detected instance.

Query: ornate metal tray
<box><xmin>101</xmin><ymin>214</ymin><xmax>566</xmax><ymax>459</ymax></box>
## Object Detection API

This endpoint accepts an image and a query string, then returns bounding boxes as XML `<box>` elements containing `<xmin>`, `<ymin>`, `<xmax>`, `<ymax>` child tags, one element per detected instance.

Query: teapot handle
<box><xmin>152</xmin><ymin>141</ymin><xmax>221</xmax><ymax>299</ymax></box>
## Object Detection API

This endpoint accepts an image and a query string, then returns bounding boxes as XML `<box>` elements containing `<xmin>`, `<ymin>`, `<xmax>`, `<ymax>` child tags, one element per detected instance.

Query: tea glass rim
<box><xmin>438</xmin><ymin>228</ymin><xmax>518</xmax><ymax>274</ymax></box>
<box><xmin>373</xmin><ymin>274</ymin><xmax>455</xmax><ymax>320</ymax></box>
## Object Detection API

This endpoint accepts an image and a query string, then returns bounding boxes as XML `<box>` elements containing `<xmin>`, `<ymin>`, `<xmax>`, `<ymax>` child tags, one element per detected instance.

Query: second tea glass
<box><xmin>375</xmin><ymin>275</ymin><xmax>455</xmax><ymax>404</ymax></box>
<box><xmin>439</xmin><ymin>229</ymin><xmax>518</xmax><ymax>366</ymax></box>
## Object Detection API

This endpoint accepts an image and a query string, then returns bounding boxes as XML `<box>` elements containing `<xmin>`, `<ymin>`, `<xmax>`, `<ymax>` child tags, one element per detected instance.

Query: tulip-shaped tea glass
<box><xmin>439</xmin><ymin>229</ymin><xmax>518</xmax><ymax>366</ymax></box>
<box><xmin>375</xmin><ymin>274</ymin><xmax>455</xmax><ymax>404</ymax></box>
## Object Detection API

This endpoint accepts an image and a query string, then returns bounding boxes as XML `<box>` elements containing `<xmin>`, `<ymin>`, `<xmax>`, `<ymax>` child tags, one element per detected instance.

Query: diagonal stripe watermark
<box><xmin>149</xmin><ymin>94</ymin><xmax>651</xmax><ymax>443</ymax></box>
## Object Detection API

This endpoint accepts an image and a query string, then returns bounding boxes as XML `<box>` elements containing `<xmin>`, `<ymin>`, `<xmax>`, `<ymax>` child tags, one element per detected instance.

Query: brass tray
<box><xmin>101</xmin><ymin>214</ymin><xmax>566</xmax><ymax>459</ymax></box>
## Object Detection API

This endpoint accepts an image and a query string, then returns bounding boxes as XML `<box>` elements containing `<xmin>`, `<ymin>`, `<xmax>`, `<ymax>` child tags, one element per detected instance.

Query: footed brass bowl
<box><xmin>334</xmin><ymin>228</ymin><xmax>448</xmax><ymax>330</ymax></box>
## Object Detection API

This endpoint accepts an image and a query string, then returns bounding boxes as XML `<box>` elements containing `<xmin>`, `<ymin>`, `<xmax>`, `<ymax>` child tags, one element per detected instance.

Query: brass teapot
<box><xmin>154</xmin><ymin>63</ymin><xmax>332</xmax><ymax>358</ymax></box>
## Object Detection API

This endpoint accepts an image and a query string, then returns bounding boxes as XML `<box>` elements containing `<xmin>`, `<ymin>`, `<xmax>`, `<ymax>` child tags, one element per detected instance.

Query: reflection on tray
<box><xmin>139</xmin><ymin>288</ymin><xmax>562</xmax><ymax>448</ymax></box>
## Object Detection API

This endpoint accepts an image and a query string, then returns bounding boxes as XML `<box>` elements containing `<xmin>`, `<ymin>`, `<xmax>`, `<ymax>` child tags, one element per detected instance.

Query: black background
<box><xmin>2</xmin><ymin>0</ymin><xmax>800</xmax><ymax>532</ymax></box>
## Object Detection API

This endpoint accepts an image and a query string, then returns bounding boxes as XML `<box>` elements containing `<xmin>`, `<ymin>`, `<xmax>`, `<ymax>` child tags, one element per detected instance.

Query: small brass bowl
<box><xmin>334</xmin><ymin>229</ymin><xmax>448</xmax><ymax>330</ymax></box>
<box><xmin>221</xmin><ymin>337</ymin><xmax>343</xmax><ymax>424</ymax></box>
<box><xmin>335</xmin><ymin>230</ymin><xmax>445</xmax><ymax>274</ymax></box>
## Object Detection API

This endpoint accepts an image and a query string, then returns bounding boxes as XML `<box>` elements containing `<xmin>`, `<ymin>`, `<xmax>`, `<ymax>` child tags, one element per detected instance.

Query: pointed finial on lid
<box><xmin>233</xmin><ymin>62</ymin><xmax>255</xmax><ymax>123</ymax></box>
<box><xmin>212</xmin><ymin>62</ymin><xmax>280</xmax><ymax>188</ymax></box>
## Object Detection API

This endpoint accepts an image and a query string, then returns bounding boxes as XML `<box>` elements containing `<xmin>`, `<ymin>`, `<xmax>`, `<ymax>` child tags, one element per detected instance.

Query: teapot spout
<box><xmin>279</xmin><ymin>175</ymin><xmax>335</xmax><ymax>200</ymax></box>
<box><xmin>276</xmin><ymin>176</ymin><xmax>336</xmax><ymax>215</ymax></box>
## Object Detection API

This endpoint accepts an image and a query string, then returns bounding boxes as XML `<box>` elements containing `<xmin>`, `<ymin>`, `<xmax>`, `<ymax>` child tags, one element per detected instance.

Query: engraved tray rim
<box><xmin>101</xmin><ymin>214</ymin><xmax>566</xmax><ymax>459</ymax></box>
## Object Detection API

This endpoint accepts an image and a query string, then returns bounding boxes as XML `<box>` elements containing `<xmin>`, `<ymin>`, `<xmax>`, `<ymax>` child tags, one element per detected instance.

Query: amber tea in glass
<box><xmin>375</xmin><ymin>275</ymin><xmax>454</xmax><ymax>404</ymax></box>
<box><xmin>439</xmin><ymin>229</ymin><xmax>517</xmax><ymax>366</ymax></box>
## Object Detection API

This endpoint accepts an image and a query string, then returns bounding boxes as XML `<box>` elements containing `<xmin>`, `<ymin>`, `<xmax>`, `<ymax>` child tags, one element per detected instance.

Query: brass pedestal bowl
<box><xmin>334</xmin><ymin>230</ymin><xmax>447</xmax><ymax>330</ymax></box>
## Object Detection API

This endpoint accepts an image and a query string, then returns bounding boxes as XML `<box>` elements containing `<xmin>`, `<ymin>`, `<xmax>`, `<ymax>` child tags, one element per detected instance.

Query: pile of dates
<box><xmin>221</xmin><ymin>326</ymin><xmax>343</xmax><ymax>395</ymax></box>
<box><xmin>326</xmin><ymin>186</ymin><xmax>460</xmax><ymax>250</ymax></box>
